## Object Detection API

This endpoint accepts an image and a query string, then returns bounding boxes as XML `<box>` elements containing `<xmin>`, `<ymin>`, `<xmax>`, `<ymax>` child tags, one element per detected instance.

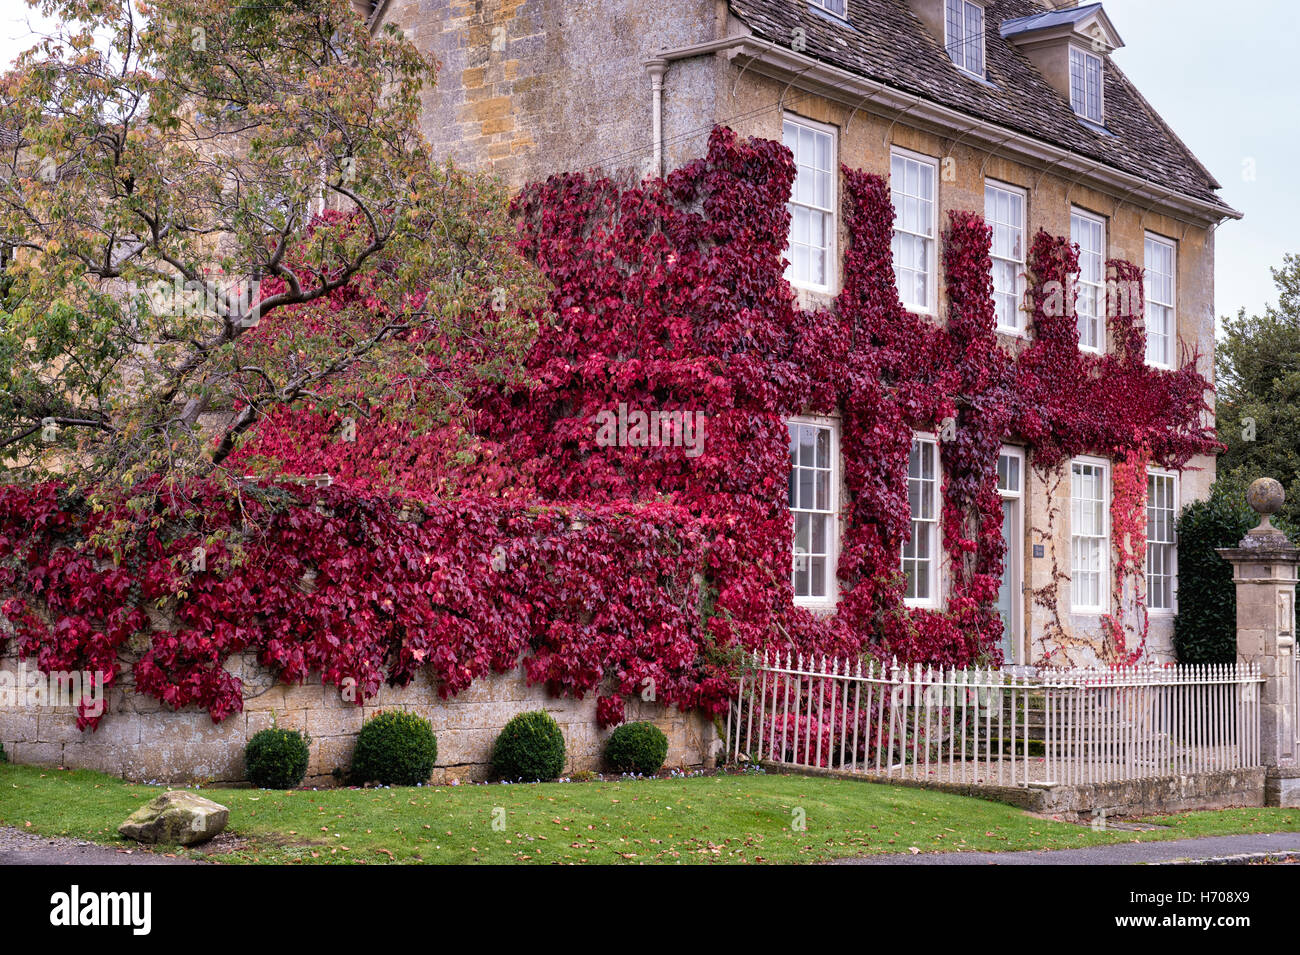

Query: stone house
<box><xmin>363</xmin><ymin>0</ymin><xmax>1241</xmax><ymax>665</ymax></box>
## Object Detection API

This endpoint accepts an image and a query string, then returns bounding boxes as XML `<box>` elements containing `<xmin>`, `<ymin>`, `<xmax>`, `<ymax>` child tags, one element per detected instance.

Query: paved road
<box><xmin>835</xmin><ymin>832</ymin><xmax>1300</xmax><ymax>865</ymax></box>
<box><xmin>0</xmin><ymin>827</ymin><xmax>200</xmax><ymax>865</ymax></box>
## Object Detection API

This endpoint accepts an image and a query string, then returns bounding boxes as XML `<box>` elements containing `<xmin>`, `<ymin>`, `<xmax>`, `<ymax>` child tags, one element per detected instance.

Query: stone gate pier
<box><xmin>1219</xmin><ymin>477</ymin><xmax>1300</xmax><ymax>806</ymax></box>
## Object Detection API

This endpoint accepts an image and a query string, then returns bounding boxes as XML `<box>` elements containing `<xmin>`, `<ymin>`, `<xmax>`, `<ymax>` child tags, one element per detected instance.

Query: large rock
<box><xmin>118</xmin><ymin>790</ymin><xmax>230</xmax><ymax>846</ymax></box>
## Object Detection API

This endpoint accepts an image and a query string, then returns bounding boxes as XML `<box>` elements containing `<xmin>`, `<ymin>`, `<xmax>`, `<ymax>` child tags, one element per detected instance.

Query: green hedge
<box><xmin>244</xmin><ymin>727</ymin><xmax>311</xmax><ymax>789</ymax></box>
<box><xmin>492</xmin><ymin>710</ymin><xmax>566</xmax><ymax>781</ymax></box>
<box><xmin>1173</xmin><ymin>485</ymin><xmax>1254</xmax><ymax>664</ymax></box>
<box><xmin>351</xmin><ymin>711</ymin><xmax>438</xmax><ymax>786</ymax></box>
<box><xmin>605</xmin><ymin>721</ymin><xmax>669</xmax><ymax>775</ymax></box>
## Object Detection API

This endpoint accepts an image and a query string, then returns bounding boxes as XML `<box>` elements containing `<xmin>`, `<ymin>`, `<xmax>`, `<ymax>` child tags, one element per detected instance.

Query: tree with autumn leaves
<box><xmin>0</xmin><ymin>0</ymin><xmax>541</xmax><ymax>492</ymax></box>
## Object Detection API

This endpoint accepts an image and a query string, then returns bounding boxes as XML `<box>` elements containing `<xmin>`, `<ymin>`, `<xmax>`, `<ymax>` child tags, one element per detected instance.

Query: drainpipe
<box><xmin>647</xmin><ymin>59</ymin><xmax>667</xmax><ymax>177</ymax></box>
<box><xmin>643</xmin><ymin>36</ymin><xmax>749</xmax><ymax>179</ymax></box>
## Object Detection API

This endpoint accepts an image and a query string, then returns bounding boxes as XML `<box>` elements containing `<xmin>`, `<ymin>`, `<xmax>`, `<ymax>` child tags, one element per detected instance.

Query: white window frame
<box><xmin>1144</xmin><ymin>232</ymin><xmax>1177</xmax><ymax>370</ymax></box>
<box><xmin>997</xmin><ymin>446</ymin><xmax>1024</xmax><ymax>499</ymax></box>
<box><xmin>997</xmin><ymin>446</ymin><xmax>1025</xmax><ymax>664</ymax></box>
<box><xmin>903</xmin><ymin>432</ymin><xmax>942</xmax><ymax>609</ymax></box>
<box><xmin>1071</xmin><ymin>207</ymin><xmax>1106</xmax><ymax>354</ymax></box>
<box><xmin>1069</xmin><ymin>45</ymin><xmax>1104</xmax><ymax>124</ymax></box>
<box><xmin>1146</xmin><ymin>468</ymin><xmax>1179</xmax><ymax>614</ymax></box>
<box><xmin>788</xmin><ymin>415</ymin><xmax>840</xmax><ymax>608</ymax></box>
<box><xmin>783</xmin><ymin>115</ymin><xmax>838</xmax><ymax>294</ymax></box>
<box><xmin>944</xmin><ymin>0</ymin><xmax>986</xmax><ymax>78</ymax></box>
<box><xmin>890</xmin><ymin>146</ymin><xmax>939</xmax><ymax>315</ymax></box>
<box><xmin>986</xmin><ymin>179</ymin><xmax>1027</xmax><ymax>335</ymax></box>
<box><xmin>1070</xmin><ymin>455</ymin><xmax>1111</xmax><ymax>614</ymax></box>
<box><xmin>808</xmin><ymin>0</ymin><xmax>847</xmax><ymax>18</ymax></box>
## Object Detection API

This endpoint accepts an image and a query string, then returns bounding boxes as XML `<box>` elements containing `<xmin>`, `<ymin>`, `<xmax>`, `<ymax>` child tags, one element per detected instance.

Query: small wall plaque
<box><xmin>1032</xmin><ymin>545</ymin><xmax>1045</xmax><ymax>558</ymax></box>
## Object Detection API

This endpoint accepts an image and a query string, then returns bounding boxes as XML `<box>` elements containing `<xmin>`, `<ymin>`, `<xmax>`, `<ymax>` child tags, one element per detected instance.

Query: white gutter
<box><xmin>652</xmin><ymin>34</ymin><xmax>1240</xmax><ymax>226</ymax></box>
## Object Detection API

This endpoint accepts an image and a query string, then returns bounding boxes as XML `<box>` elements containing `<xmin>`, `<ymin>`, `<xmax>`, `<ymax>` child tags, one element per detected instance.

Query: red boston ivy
<box><xmin>1</xmin><ymin>127</ymin><xmax>1219</xmax><ymax>728</ymax></box>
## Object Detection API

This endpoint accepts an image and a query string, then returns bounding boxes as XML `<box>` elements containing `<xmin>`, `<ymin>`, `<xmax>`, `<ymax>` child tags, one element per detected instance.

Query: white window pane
<box><xmin>1145</xmin><ymin>472</ymin><xmax>1177</xmax><ymax>610</ymax></box>
<box><xmin>798</xmin><ymin>467</ymin><xmax>814</xmax><ymax>510</ymax></box>
<box><xmin>788</xmin><ymin>419</ymin><xmax>838</xmax><ymax>601</ymax></box>
<box><xmin>794</xmin><ymin>512</ymin><xmax>810</xmax><ymax>552</ymax></box>
<box><xmin>809</xmin><ymin>557</ymin><xmax>826</xmax><ymax>597</ymax></box>
<box><xmin>784</xmin><ymin>120</ymin><xmax>835</xmax><ymax>289</ymax></box>
<box><xmin>793</xmin><ymin>244</ymin><xmax>809</xmax><ymax>283</ymax></box>
<box><xmin>811</xmin><ymin>514</ymin><xmax>827</xmax><ymax>554</ymax></box>
<box><xmin>815</xmin><ymin>426</ymin><xmax>831</xmax><ymax>468</ymax></box>
<box><xmin>988</xmin><ymin>185</ymin><xmax>1025</xmax><ymax>330</ymax></box>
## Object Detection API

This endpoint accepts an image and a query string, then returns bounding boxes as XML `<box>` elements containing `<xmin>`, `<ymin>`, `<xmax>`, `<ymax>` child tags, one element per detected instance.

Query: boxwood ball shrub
<box><xmin>351</xmin><ymin>710</ymin><xmax>438</xmax><ymax>786</ymax></box>
<box><xmin>492</xmin><ymin>710</ymin><xmax>566</xmax><ymax>781</ymax></box>
<box><xmin>605</xmin><ymin>721</ymin><xmax>669</xmax><ymax>775</ymax></box>
<box><xmin>244</xmin><ymin>727</ymin><xmax>311</xmax><ymax>789</ymax></box>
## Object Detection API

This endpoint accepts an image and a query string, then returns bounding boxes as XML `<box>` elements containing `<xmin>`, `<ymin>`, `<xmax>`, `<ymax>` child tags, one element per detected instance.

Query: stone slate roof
<box><xmin>727</xmin><ymin>0</ymin><xmax>1235</xmax><ymax>215</ymax></box>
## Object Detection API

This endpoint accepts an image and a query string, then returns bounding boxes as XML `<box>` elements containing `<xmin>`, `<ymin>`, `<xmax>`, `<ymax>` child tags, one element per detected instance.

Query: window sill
<box><xmin>1075</xmin><ymin>116</ymin><xmax>1114</xmax><ymax>137</ymax></box>
<box><xmin>794</xmin><ymin>600</ymin><xmax>839</xmax><ymax>616</ymax></box>
<box><xmin>903</xmin><ymin>600</ymin><xmax>942</xmax><ymax>612</ymax></box>
<box><xmin>953</xmin><ymin>66</ymin><xmax>1001</xmax><ymax>91</ymax></box>
<box><xmin>791</xmin><ymin>281</ymin><xmax>837</xmax><ymax>297</ymax></box>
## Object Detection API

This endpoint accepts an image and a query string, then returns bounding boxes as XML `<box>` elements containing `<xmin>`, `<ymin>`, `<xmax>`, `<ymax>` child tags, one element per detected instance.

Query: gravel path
<box><xmin>0</xmin><ymin>827</ymin><xmax>202</xmax><ymax>865</ymax></box>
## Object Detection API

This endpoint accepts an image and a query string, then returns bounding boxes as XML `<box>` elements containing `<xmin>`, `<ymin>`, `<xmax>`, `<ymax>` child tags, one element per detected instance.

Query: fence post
<box><xmin>1217</xmin><ymin>477</ymin><xmax>1300</xmax><ymax>806</ymax></box>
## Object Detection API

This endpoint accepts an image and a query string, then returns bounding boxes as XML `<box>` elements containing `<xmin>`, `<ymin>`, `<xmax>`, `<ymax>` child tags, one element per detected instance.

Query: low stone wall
<box><xmin>1034</xmin><ymin>768</ymin><xmax>1267</xmax><ymax>819</ymax></box>
<box><xmin>0</xmin><ymin>653</ymin><xmax>719</xmax><ymax>785</ymax></box>
<box><xmin>762</xmin><ymin>762</ymin><xmax>1267</xmax><ymax>819</ymax></box>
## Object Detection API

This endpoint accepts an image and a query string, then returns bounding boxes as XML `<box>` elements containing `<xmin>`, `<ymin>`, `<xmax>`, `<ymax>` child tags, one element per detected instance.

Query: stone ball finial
<box><xmin>1247</xmin><ymin>477</ymin><xmax>1285</xmax><ymax>516</ymax></box>
<box><xmin>1245</xmin><ymin>477</ymin><xmax>1288</xmax><ymax>544</ymax></box>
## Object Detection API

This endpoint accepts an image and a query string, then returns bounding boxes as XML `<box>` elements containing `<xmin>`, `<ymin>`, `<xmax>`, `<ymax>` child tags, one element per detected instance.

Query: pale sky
<box><xmin>1</xmin><ymin>0</ymin><xmax>1293</xmax><ymax>321</ymax></box>
<box><xmin>1101</xmin><ymin>0</ymin><xmax>1298</xmax><ymax>323</ymax></box>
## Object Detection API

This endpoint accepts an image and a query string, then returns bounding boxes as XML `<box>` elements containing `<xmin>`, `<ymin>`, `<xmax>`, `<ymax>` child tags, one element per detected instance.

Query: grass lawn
<box><xmin>3</xmin><ymin>763</ymin><xmax>1298</xmax><ymax>864</ymax></box>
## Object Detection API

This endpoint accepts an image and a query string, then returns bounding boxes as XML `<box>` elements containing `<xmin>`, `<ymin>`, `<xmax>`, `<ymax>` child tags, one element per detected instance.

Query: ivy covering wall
<box><xmin>0</xmin><ymin>127</ymin><xmax>1219</xmax><ymax>728</ymax></box>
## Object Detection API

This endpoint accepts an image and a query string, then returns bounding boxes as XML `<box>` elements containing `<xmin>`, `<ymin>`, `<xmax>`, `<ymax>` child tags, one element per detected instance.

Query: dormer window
<box><xmin>1069</xmin><ymin>46</ymin><xmax>1104</xmax><ymax>123</ymax></box>
<box><xmin>1002</xmin><ymin>3</ymin><xmax>1122</xmax><ymax>127</ymax></box>
<box><xmin>945</xmin><ymin>0</ymin><xmax>985</xmax><ymax>77</ymax></box>
<box><xmin>809</xmin><ymin>0</ymin><xmax>847</xmax><ymax>18</ymax></box>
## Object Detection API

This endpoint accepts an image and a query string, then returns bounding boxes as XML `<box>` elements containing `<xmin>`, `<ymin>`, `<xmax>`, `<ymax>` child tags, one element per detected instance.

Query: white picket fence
<box><xmin>726</xmin><ymin>653</ymin><xmax>1263</xmax><ymax>788</ymax></box>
